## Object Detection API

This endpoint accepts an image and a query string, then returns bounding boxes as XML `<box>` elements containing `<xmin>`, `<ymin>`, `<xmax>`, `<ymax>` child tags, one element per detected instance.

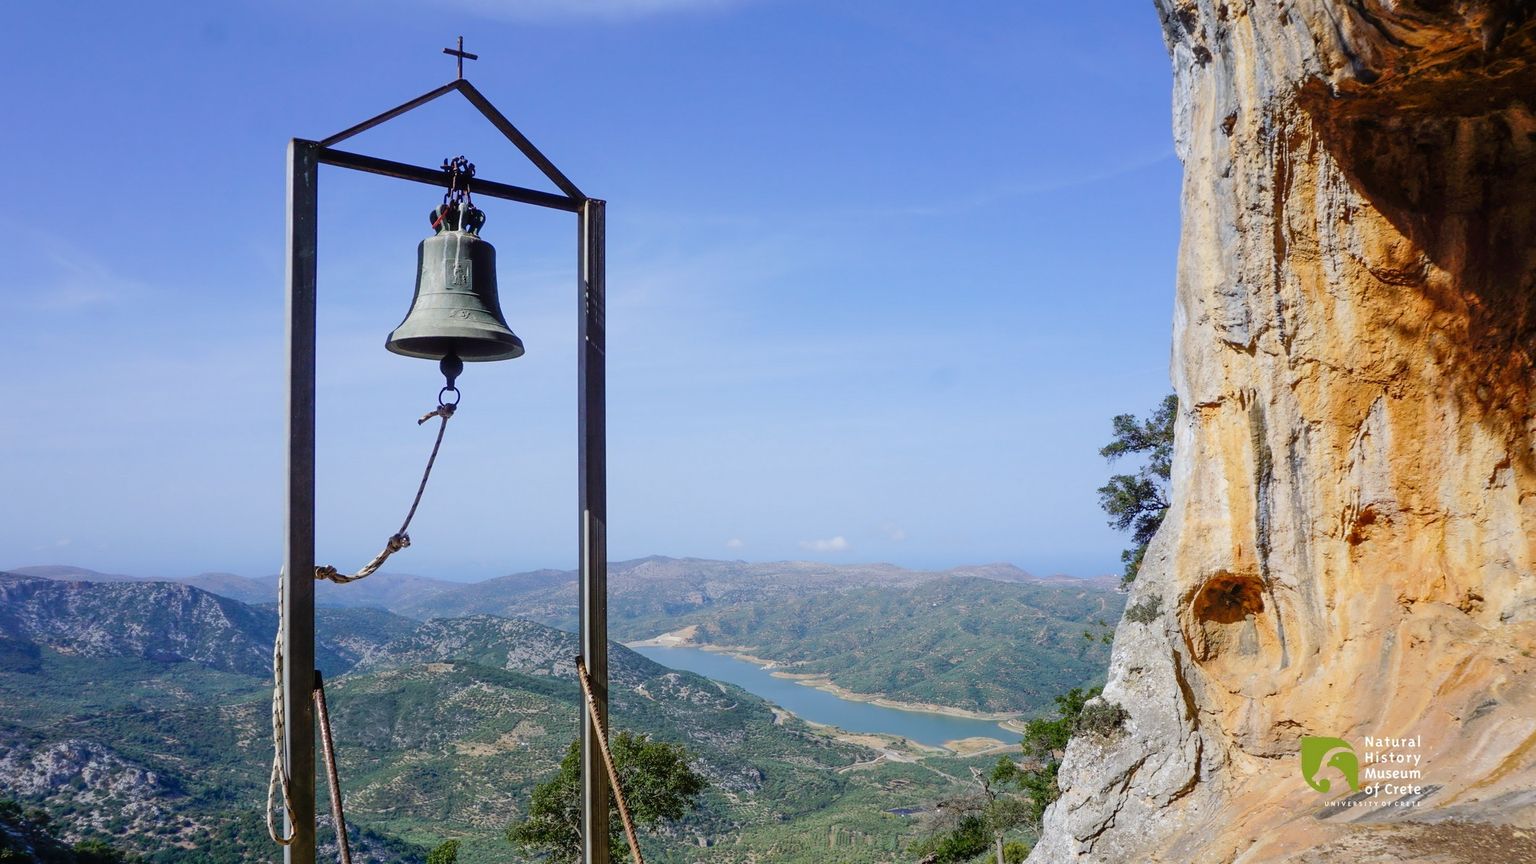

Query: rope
<box><xmin>270</xmin><ymin>397</ymin><xmax>456</xmax><ymax>854</ymax></box>
<box><xmin>267</xmin><ymin>569</ymin><xmax>297</xmax><ymax>846</ymax></box>
<box><xmin>575</xmin><ymin>658</ymin><xmax>645</xmax><ymax>864</ymax></box>
<box><xmin>314</xmin><ymin>672</ymin><xmax>353</xmax><ymax>864</ymax></box>
<box><xmin>315</xmin><ymin>402</ymin><xmax>455</xmax><ymax>584</ymax></box>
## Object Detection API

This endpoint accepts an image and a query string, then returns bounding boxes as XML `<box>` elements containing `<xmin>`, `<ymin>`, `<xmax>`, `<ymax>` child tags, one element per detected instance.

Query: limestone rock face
<box><xmin>1030</xmin><ymin>4</ymin><xmax>1536</xmax><ymax>861</ymax></box>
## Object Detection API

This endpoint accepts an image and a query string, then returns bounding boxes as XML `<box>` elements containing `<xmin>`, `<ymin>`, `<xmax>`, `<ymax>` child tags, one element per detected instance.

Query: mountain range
<box><xmin>8</xmin><ymin>558</ymin><xmax>1124</xmax><ymax>715</ymax></box>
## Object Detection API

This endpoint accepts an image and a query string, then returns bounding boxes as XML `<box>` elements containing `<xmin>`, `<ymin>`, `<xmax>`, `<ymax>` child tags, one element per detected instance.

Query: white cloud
<box><xmin>799</xmin><ymin>535</ymin><xmax>849</xmax><ymax>553</ymax></box>
<box><xmin>724</xmin><ymin>538</ymin><xmax>744</xmax><ymax>549</ymax></box>
<box><xmin>883</xmin><ymin>525</ymin><xmax>908</xmax><ymax>542</ymax></box>
<box><xmin>435</xmin><ymin>0</ymin><xmax>751</xmax><ymax>22</ymax></box>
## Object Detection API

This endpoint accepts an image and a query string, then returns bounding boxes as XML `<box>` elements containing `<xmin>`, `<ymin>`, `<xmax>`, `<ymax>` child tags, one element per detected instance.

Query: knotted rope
<box><xmin>265</xmin><ymin>595</ymin><xmax>354</xmax><ymax>864</ymax></box>
<box><xmin>576</xmin><ymin>657</ymin><xmax>645</xmax><ymax>864</ymax></box>
<box><xmin>315</xmin><ymin>402</ymin><xmax>455</xmax><ymax>584</ymax></box>
<box><xmin>267</xmin><ymin>570</ymin><xmax>297</xmax><ymax>846</ymax></box>
<box><xmin>270</xmin><ymin>398</ymin><xmax>457</xmax><ymax>852</ymax></box>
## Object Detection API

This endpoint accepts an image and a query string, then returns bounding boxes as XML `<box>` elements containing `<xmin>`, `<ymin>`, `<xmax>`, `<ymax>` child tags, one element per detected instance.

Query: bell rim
<box><xmin>385</xmin><ymin>334</ymin><xmax>525</xmax><ymax>362</ymax></box>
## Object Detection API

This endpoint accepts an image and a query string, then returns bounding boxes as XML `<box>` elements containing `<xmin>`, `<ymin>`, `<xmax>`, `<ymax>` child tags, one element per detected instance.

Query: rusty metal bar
<box><xmin>457</xmin><ymin>79</ymin><xmax>585</xmax><ymax>201</ymax></box>
<box><xmin>283</xmin><ymin>138</ymin><xmax>319</xmax><ymax>864</ymax></box>
<box><xmin>313</xmin><ymin>672</ymin><xmax>353</xmax><ymax>864</ymax></box>
<box><xmin>316</xmin><ymin>147</ymin><xmax>581</xmax><ymax>212</ymax></box>
<box><xmin>318</xmin><ymin>81</ymin><xmax>461</xmax><ymax>148</ymax></box>
<box><xmin>578</xmin><ymin>197</ymin><xmax>609</xmax><ymax>864</ymax></box>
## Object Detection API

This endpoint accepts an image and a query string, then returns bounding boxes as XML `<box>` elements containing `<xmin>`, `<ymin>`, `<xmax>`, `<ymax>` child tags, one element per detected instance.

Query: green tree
<box><xmin>915</xmin><ymin>758</ymin><xmax>1042</xmax><ymax>863</ymax></box>
<box><xmin>985</xmin><ymin>684</ymin><xmax>1125</xmax><ymax>842</ymax></box>
<box><xmin>927</xmin><ymin>814</ymin><xmax>989</xmax><ymax>862</ymax></box>
<box><xmin>426</xmin><ymin>839</ymin><xmax>459</xmax><ymax>864</ymax></box>
<box><xmin>1098</xmin><ymin>393</ymin><xmax>1177</xmax><ymax>583</ymax></box>
<box><xmin>0</xmin><ymin>801</ymin><xmax>130</xmax><ymax>864</ymax></box>
<box><xmin>69</xmin><ymin>840</ymin><xmax>125</xmax><ymax>864</ymax></box>
<box><xmin>506</xmin><ymin>733</ymin><xmax>707</xmax><ymax>863</ymax></box>
<box><xmin>1018</xmin><ymin>687</ymin><xmax>1097</xmax><ymax>761</ymax></box>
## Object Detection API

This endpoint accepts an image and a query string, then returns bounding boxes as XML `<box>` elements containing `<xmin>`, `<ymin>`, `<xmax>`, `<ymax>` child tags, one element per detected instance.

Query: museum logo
<box><xmin>1301</xmin><ymin>734</ymin><xmax>1427</xmax><ymax>810</ymax></box>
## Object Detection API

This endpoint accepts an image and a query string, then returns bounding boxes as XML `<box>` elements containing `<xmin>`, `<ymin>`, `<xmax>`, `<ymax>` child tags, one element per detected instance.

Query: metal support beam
<box><xmin>460</xmin><ymin>80</ymin><xmax>586</xmax><ymax>201</ymax></box>
<box><xmin>318</xmin><ymin>81</ymin><xmax>460</xmax><ymax>148</ymax></box>
<box><xmin>578</xmin><ymin>198</ymin><xmax>609</xmax><ymax>864</ymax></box>
<box><xmin>283</xmin><ymin>138</ymin><xmax>319</xmax><ymax>864</ymax></box>
<box><xmin>316</xmin><ymin>147</ymin><xmax>581</xmax><ymax>212</ymax></box>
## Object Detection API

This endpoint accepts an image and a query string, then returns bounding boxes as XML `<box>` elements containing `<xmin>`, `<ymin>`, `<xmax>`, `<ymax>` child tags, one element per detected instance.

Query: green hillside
<box><xmin>644</xmin><ymin>576</ymin><xmax>1124</xmax><ymax>715</ymax></box>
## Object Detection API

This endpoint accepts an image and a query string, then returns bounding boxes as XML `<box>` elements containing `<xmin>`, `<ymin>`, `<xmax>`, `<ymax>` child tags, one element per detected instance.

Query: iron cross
<box><xmin>443</xmin><ymin>36</ymin><xmax>478</xmax><ymax>79</ymax></box>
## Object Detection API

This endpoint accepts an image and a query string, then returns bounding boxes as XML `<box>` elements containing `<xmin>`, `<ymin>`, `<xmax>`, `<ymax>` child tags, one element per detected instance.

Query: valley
<box><xmin>0</xmin><ymin>559</ymin><xmax>1123</xmax><ymax>862</ymax></box>
<box><xmin>13</xmin><ymin>558</ymin><xmax>1123</xmax><ymax>718</ymax></box>
<box><xmin>630</xmin><ymin>645</ymin><xmax>1013</xmax><ymax>749</ymax></box>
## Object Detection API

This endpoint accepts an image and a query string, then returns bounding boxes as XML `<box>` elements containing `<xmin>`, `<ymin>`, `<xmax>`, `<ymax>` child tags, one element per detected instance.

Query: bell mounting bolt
<box><xmin>431</xmin><ymin>156</ymin><xmax>483</xmax><ymax>233</ymax></box>
<box><xmin>442</xmin><ymin>155</ymin><xmax>476</xmax><ymax>206</ymax></box>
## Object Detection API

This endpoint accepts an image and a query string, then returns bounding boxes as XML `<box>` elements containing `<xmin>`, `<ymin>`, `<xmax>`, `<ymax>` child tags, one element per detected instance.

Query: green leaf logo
<box><xmin>1300</xmin><ymin>736</ymin><xmax>1359</xmax><ymax>793</ymax></box>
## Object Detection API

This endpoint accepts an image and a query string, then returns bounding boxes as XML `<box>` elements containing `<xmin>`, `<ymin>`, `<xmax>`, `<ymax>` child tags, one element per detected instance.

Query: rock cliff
<box><xmin>1030</xmin><ymin>3</ymin><xmax>1536</xmax><ymax>861</ymax></box>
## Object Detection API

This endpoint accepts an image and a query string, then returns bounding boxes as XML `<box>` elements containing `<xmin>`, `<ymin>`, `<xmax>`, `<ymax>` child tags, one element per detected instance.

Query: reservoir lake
<box><xmin>632</xmin><ymin>644</ymin><xmax>1013</xmax><ymax>748</ymax></box>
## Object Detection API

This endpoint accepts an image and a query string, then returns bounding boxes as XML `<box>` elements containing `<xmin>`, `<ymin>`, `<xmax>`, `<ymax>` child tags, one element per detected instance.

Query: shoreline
<box><xmin>762</xmin><ymin>701</ymin><xmax>1002</xmax><ymax>759</ymax></box>
<box><xmin>627</xmin><ymin>631</ymin><xmax>1024</xmax><ymax>725</ymax></box>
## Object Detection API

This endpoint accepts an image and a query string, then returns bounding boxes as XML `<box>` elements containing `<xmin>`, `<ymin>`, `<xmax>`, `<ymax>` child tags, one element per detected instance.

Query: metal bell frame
<box><xmin>281</xmin><ymin>72</ymin><xmax>612</xmax><ymax>863</ymax></box>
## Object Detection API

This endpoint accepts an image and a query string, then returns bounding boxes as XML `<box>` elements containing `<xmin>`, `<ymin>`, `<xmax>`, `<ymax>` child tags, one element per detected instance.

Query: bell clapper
<box><xmin>439</xmin><ymin>351</ymin><xmax>464</xmax><ymax>408</ymax></box>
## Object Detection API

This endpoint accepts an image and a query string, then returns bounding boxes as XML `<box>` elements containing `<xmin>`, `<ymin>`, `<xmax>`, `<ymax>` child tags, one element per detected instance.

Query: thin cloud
<box><xmin>867</xmin><ymin>149</ymin><xmax>1177</xmax><ymax>219</ymax></box>
<box><xmin>436</xmin><ymin>0</ymin><xmax>752</xmax><ymax>21</ymax></box>
<box><xmin>0</xmin><ymin>230</ymin><xmax>147</xmax><ymax>312</ymax></box>
<box><xmin>724</xmin><ymin>538</ymin><xmax>744</xmax><ymax>549</ymax></box>
<box><xmin>799</xmin><ymin>536</ymin><xmax>849</xmax><ymax>553</ymax></box>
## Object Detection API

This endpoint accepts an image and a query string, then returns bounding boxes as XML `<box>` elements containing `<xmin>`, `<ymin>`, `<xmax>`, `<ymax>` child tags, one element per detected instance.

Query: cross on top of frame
<box><xmin>443</xmin><ymin>36</ymin><xmax>478</xmax><ymax>79</ymax></box>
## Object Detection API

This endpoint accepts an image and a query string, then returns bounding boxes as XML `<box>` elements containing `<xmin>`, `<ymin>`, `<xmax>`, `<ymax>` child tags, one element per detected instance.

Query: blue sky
<box><xmin>1</xmin><ymin>1</ymin><xmax>1179</xmax><ymax>581</ymax></box>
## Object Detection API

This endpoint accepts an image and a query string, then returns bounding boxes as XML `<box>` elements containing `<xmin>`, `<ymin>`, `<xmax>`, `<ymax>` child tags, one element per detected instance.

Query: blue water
<box><xmin>632</xmin><ymin>645</ymin><xmax>1013</xmax><ymax>748</ymax></box>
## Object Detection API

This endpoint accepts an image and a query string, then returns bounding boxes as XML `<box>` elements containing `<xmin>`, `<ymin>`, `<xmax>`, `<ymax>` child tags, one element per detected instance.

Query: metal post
<box><xmin>283</xmin><ymin>138</ymin><xmax>319</xmax><ymax>864</ymax></box>
<box><xmin>578</xmin><ymin>198</ymin><xmax>609</xmax><ymax>864</ymax></box>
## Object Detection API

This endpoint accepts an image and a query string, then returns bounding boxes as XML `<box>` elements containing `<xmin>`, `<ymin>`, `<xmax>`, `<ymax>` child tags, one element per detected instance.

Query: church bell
<box><xmin>386</xmin><ymin>200</ymin><xmax>525</xmax><ymax>364</ymax></box>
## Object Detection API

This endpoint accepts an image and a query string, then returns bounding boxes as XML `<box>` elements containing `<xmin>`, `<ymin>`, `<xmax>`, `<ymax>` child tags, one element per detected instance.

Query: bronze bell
<box><xmin>386</xmin><ymin>201</ymin><xmax>524</xmax><ymax>363</ymax></box>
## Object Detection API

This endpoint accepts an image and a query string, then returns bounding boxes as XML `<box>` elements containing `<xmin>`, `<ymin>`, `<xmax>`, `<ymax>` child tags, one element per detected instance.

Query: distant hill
<box><xmin>180</xmin><ymin>569</ymin><xmax>466</xmax><ymax>611</ymax></box>
<box><xmin>177</xmin><ymin>571</ymin><xmax>272</xmax><ymax>604</ymax></box>
<box><xmin>9</xmin><ymin>556</ymin><xmax>1117</xmax><ymax>626</ymax></box>
<box><xmin>391</xmin><ymin>555</ymin><xmax>1099</xmax><ymax>632</ymax></box>
<box><xmin>0</xmin><ymin>572</ymin><xmax>415</xmax><ymax>678</ymax></box>
<box><xmin>8</xmin><ymin>564</ymin><xmax>465</xmax><ymax>611</ymax></box>
<box><xmin>9</xmin><ymin>565</ymin><xmax>144</xmax><ymax>583</ymax></box>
